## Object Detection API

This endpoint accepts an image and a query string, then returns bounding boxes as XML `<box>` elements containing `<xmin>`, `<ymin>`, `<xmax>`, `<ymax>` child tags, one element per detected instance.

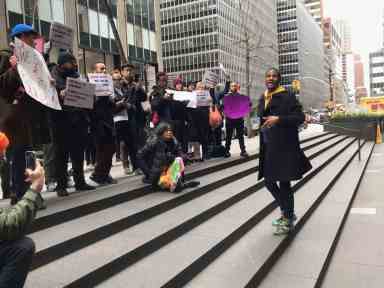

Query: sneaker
<box><xmin>105</xmin><ymin>175</ymin><xmax>118</xmax><ymax>184</ymax></box>
<box><xmin>90</xmin><ymin>174</ymin><xmax>107</xmax><ymax>185</ymax></box>
<box><xmin>124</xmin><ymin>167</ymin><xmax>133</xmax><ymax>175</ymax></box>
<box><xmin>240</xmin><ymin>151</ymin><xmax>249</xmax><ymax>158</ymax></box>
<box><xmin>56</xmin><ymin>188</ymin><xmax>69</xmax><ymax>197</ymax></box>
<box><xmin>133</xmin><ymin>169</ymin><xmax>143</xmax><ymax>176</ymax></box>
<box><xmin>224</xmin><ymin>151</ymin><xmax>231</xmax><ymax>158</ymax></box>
<box><xmin>67</xmin><ymin>177</ymin><xmax>75</xmax><ymax>188</ymax></box>
<box><xmin>273</xmin><ymin>218</ymin><xmax>293</xmax><ymax>236</ymax></box>
<box><xmin>272</xmin><ymin>214</ymin><xmax>297</xmax><ymax>227</ymax></box>
<box><xmin>76</xmin><ymin>183</ymin><xmax>96</xmax><ymax>191</ymax></box>
<box><xmin>46</xmin><ymin>182</ymin><xmax>57</xmax><ymax>192</ymax></box>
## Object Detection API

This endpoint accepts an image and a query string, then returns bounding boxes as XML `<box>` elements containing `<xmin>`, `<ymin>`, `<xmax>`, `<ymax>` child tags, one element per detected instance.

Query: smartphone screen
<box><xmin>25</xmin><ymin>151</ymin><xmax>36</xmax><ymax>170</ymax></box>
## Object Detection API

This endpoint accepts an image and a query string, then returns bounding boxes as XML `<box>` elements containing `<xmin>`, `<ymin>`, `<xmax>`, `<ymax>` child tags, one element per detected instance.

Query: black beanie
<box><xmin>57</xmin><ymin>52</ymin><xmax>76</xmax><ymax>66</ymax></box>
<box><xmin>155</xmin><ymin>122</ymin><xmax>173</xmax><ymax>137</ymax></box>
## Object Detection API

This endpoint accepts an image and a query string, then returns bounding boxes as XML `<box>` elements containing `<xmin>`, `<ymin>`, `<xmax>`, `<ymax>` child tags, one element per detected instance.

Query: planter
<box><xmin>324</xmin><ymin>121</ymin><xmax>377</xmax><ymax>141</ymax></box>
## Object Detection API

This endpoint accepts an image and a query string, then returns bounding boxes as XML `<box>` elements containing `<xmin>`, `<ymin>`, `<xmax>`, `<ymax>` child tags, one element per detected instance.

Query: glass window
<box><xmin>38</xmin><ymin>0</ymin><xmax>51</xmax><ymax>21</ymax></box>
<box><xmin>6</xmin><ymin>0</ymin><xmax>22</xmax><ymax>13</ymax></box>
<box><xmin>52</xmin><ymin>0</ymin><xmax>65</xmax><ymax>23</ymax></box>
<box><xmin>99</xmin><ymin>13</ymin><xmax>109</xmax><ymax>38</ymax></box>
<box><xmin>134</xmin><ymin>25</ymin><xmax>143</xmax><ymax>48</ymax></box>
<box><xmin>149</xmin><ymin>31</ymin><xmax>157</xmax><ymax>52</ymax></box>
<box><xmin>127</xmin><ymin>23</ymin><xmax>135</xmax><ymax>45</ymax></box>
<box><xmin>143</xmin><ymin>28</ymin><xmax>150</xmax><ymax>50</ymax></box>
<box><xmin>88</xmin><ymin>9</ymin><xmax>99</xmax><ymax>35</ymax></box>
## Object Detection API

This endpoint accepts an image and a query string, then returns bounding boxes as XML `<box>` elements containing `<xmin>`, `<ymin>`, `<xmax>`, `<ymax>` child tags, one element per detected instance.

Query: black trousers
<box><xmin>116</xmin><ymin>121</ymin><xmax>138</xmax><ymax>171</ymax></box>
<box><xmin>225</xmin><ymin>118</ymin><xmax>246</xmax><ymax>153</ymax></box>
<box><xmin>43</xmin><ymin>143</ymin><xmax>57</xmax><ymax>184</ymax></box>
<box><xmin>0</xmin><ymin>237</ymin><xmax>35</xmax><ymax>288</ymax></box>
<box><xmin>54</xmin><ymin>126</ymin><xmax>87</xmax><ymax>189</ymax></box>
<box><xmin>192</xmin><ymin>107</ymin><xmax>210</xmax><ymax>157</ymax></box>
<box><xmin>265</xmin><ymin>180</ymin><xmax>294</xmax><ymax>219</ymax></box>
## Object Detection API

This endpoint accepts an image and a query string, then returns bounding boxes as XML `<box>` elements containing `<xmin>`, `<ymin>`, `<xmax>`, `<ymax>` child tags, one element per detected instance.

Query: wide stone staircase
<box><xmin>22</xmin><ymin>131</ymin><xmax>374</xmax><ymax>287</ymax></box>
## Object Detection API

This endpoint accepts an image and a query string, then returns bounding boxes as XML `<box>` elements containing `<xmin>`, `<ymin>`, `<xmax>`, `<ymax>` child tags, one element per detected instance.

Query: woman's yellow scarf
<box><xmin>264</xmin><ymin>86</ymin><xmax>286</xmax><ymax>109</ymax></box>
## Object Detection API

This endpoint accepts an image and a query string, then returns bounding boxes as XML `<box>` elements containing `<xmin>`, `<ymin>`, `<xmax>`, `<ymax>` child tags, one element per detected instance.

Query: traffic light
<box><xmin>292</xmin><ymin>79</ymin><xmax>301</xmax><ymax>91</ymax></box>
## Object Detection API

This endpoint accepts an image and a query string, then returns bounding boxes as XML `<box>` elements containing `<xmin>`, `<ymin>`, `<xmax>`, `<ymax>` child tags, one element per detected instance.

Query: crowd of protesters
<box><xmin>0</xmin><ymin>24</ymin><xmax>252</xmax><ymax>209</ymax></box>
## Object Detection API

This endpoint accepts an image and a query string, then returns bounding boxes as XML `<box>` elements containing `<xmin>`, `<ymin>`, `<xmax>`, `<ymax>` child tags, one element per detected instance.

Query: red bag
<box><xmin>209</xmin><ymin>106</ymin><xmax>222</xmax><ymax>128</ymax></box>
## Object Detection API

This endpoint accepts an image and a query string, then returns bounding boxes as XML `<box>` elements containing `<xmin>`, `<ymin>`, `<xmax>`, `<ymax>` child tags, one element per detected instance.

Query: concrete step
<box><xmin>28</xmin><ymin>132</ymin><xmax>334</xmax><ymax>234</ymax></box>
<box><xmin>29</xmin><ymin>135</ymin><xmax>347</xmax><ymax>272</ymax></box>
<box><xmin>24</xmin><ymin>135</ymin><xmax>352</xmax><ymax>287</ymax></box>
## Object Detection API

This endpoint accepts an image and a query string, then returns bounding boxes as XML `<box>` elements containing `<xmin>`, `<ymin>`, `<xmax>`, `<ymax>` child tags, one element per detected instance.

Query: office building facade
<box><xmin>369</xmin><ymin>49</ymin><xmax>384</xmax><ymax>97</ymax></box>
<box><xmin>0</xmin><ymin>0</ymin><xmax>161</xmax><ymax>81</ymax></box>
<box><xmin>304</xmin><ymin>0</ymin><xmax>323</xmax><ymax>26</ymax></box>
<box><xmin>354</xmin><ymin>54</ymin><xmax>368</xmax><ymax>101</ymax></box>
<box><xmin>159</xmin><ymin>0</ymin><xmax>278</xmax><ymax>101</ymax></box>
<box><xmin>277</xmin><ymin>0</ymin><xmax>328</xmax><ymax>109</ymax></box>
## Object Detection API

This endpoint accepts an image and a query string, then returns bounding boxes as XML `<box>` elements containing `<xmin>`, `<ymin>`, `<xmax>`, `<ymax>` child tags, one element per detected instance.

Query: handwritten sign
<box><xmin>14</xmin><ymin>38</ymin><xmax>61</xmax><ymax>110</ymax></box>
<box><xmin>64</xmin><ymin>78</ymin><xmax>95</xmax><ymax>109</ymax></box>
<box><xmin>166</xmin><ymin>89</ymin><xmax>196</xmax><ymax>108</ymax></box>
<box><xmin>203</xmin><ymin>70</ymin><xmax>219</xmax><ymax>88</ymax></box>
<box><xmin>194</xmin><ymin>90</ymin><xmax>211</xmax><ymax>107</ymax></box>
<box><xmin>49</xmin><ymin>22</ymin><xmax>74</xmax><ymax>50</ymax></box>
<box><xmin>88</xmin><ymin>73</ymin><xmax>114</xmax><ymax>96</ymax></box>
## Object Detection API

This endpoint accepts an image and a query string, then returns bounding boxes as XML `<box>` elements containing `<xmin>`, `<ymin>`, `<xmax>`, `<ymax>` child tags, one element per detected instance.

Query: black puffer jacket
<box><xmin>137</xmin><ymin>134</ymin><xmax>183</xmax><ymax>184</ymax></box>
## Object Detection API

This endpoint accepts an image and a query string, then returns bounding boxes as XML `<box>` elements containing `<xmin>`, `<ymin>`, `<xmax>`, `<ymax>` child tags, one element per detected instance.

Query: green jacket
<box><xmin>0</xmin><ymin>189</ymin><xmax>42</xmax><ymax>241</ymax></box>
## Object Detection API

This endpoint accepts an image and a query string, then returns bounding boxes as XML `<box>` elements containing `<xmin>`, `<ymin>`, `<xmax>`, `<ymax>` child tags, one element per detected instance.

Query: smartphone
<box><xmin>25</xmin><ymin>151</ymin><xmax>36</xmax><ymax>170</ymax></box>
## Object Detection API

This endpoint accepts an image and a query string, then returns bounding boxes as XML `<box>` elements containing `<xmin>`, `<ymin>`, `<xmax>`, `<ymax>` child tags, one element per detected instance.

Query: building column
<box><xmin>117</xmin><ymin>0</ymin><xmax>128</xmax><ymax>61</ymax></box>
<box><xmin>154</xmin><ymin>0</ymin><xmax>163</xmax><ymax>71</ymax></box>
<box><xmin>0</xmin><ymin>0</ymin><xmax>8</xmax><ymax>49</ymax></box>
<box><xmin>64</xmin><ymin>0</ymin><xmax>79</xmax><ymax>58</ymax></box>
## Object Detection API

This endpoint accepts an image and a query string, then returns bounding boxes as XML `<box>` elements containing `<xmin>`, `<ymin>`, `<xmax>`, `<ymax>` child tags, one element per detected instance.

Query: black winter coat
<box><xmin>137</xmin><ymin>136</ymin><xmax>183</xmax><ymax>184</ymax></box>
<box><xmin>150</xmin><ymin>86</ymin><xmax>186</xmax><ymax>123</ymax></box>
<box><xmin>257</xmin><ymin>89</ymin><xmax>311</xmax><ymax>182</ymax></box>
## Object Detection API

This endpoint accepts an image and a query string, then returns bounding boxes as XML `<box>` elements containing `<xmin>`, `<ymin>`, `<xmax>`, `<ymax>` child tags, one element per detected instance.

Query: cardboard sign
<box><xmin>49</xmin><ymin>22</ymin><xmax>74</xmax><ymax>50</ymax></box>
<box><xmin>14</xmin><ymin>38</ymin><xmax>61</xmax><ymax>110</ymax></box>
<box><xmin>194</xmin><ymin>90</ymin><xmax>211</xmax><ymax>107</ymax></box>
<box><xmin>203</xmin><ymin>70</ymin><xmax>219</xmax><ymax>88</ymax></box>
<box><xmin>64</xmin><ymin>78</ymin><xmax>95</xmax><ymax>109</ymax></box>
<box><xmin>145</xmin><ymin>64</ymin><xmax>156</xmax><ymax>92</ymax></box>
<box><xmin>88</xmin><ymin>73</ymin><xmax>114</xmax><ymax>96</ymax></box>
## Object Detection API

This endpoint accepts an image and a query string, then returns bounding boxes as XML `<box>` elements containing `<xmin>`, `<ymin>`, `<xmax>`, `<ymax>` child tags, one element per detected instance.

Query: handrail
<box><xmin>321</xmin><ymin>122</ymin><xmax>367</xmax><ymax>161</ymax></box>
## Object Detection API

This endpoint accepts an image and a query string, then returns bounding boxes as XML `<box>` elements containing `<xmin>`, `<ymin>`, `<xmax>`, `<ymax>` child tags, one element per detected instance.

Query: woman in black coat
<box><xmin>258</xmin><ymin>68</ymin><xmax>312</xmax><ymax>235</ymax></box>
<box><xmin>137</xmin><ymin>123</ymin><xmax>184</xmax><ymax>187</ymax></box>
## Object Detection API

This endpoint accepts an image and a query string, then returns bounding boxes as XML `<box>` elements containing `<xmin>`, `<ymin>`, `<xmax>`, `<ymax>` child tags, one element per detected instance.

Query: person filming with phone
<box><xmin>0</xmin><ymin>132</ymin><xmax>45</xmax><ymax>288</ymax></box>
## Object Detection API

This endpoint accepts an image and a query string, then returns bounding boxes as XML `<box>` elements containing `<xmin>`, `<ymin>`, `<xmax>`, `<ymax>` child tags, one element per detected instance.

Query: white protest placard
<box><xmin>49</xmin><ymin>22</ymin><xmax>74</xmax><ymax>50</ymax></box>
<box><xmin>88</xmin><ymin>73</ymin><xmax>114</xmax><ymax>96</ymax></box>
<box><xmin>166</xmin><ymin>89</ymin><xmax>197</xmax><ymax>108</ymax></box>
<box><xmin>64</xmin><ymin>78</ymin><xmax>95</xmax><ymax>109</ymax></box>
<box><xmin>203</xmin><ymin>70</ymin><xmax>219</xmax><ymax>88</ymax></box>
<box><xmin>14</xmin><ymin>38</ymin><xmax>61</xmax><ymax>110</ymax></box>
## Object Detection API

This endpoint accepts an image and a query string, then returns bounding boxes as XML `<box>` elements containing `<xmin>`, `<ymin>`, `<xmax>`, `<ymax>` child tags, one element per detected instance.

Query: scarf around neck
<box><xmin>264</xmin><ymin>86</ymin><xmax>286</xmax><ymax>109</ymax></box>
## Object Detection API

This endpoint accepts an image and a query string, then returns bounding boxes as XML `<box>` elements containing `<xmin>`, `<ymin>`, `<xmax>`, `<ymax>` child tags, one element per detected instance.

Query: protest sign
<box><xmin>14</xmin><ymin>38</ymin><xmax>61</xmax><ymax>110</ymax></box>
<box><xmin>88</xmin><ymin>73</ymin><xmax>114</xmax><ymax>96</ymax></box>
<box><xmin>166</xmin><ymin>89</ymin><xmax>197</xmax><ymax>108</ymax></box>
<box><xmin>64</xmin><ymin>78</ymin><xmax>95</xmax><ymax>109</ymax></box>
<box><xmin>49</xmin><ymin>22</ymin><xmax>74</xmax><ymax>50</ymax></box>
<box><xmin>194</xmin><ymin>90</ymin><xmax>211</xmax><ymax>107</ymax></box>
<box><xmin>223</xmin><ymin>95</ymin><xmax>251</xmax><ymax>119</ymax></box>
<box><xmin>203</xmin><ymin>70</ymin><xmax>219</xmax><ymax>88</ymax></box>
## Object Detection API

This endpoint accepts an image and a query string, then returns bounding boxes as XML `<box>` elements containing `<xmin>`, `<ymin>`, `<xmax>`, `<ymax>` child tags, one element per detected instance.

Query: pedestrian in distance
<box><xmin>89</xmin><ymin>63</ymin><xmax>118</xmax><ymax>185</ymax></box>
<box><xmin>258</xmin><ymin>68</ymin><xmax>312</xmax><ymax>235</ymax></box>
<box><xmin>50</xmin><ymin>52</ymin><xmax>96</xmax><ymax>196</ymax></box>
<box><xmin>223</xmin><ymin>82</ymin><xmax>251</xmax><ymax>158</ymax></box>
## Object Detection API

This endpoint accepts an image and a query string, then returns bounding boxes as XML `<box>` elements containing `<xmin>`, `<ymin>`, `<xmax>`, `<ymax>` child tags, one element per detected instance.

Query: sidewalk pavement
<box><xmin>321</xmin><ymin>143</ymin><xmax>384</xmax><ymax>288</ymax></box>
<box><xmin>0</xmin><ymin>124</ymin><xmax>323</xmax><ymax>200</ymax></box>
